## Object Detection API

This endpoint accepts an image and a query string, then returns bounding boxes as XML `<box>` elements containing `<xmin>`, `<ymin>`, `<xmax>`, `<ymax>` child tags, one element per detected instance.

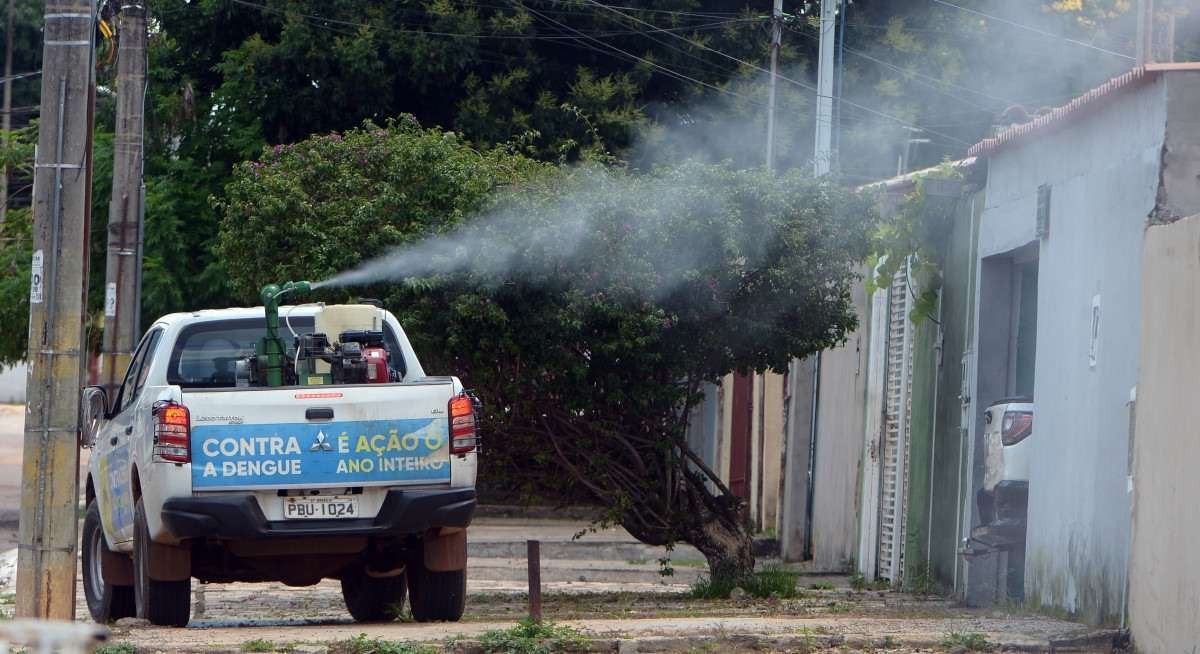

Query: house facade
<box><xmin>841</xmin><ymin>64</ymin><xmax>1200</xmax><ymax>631</ymax></box>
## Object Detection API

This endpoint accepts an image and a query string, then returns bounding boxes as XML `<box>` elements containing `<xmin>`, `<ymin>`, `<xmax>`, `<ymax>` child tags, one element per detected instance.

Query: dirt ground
<box><xmin>0</xmin><ymin>404</ymin><xmax>1108</xmax><ymax>652</ymax></box>
<box><xmin>86</xmin><ymin>589</ymin><xmax>1098</xmax><ymax>652</ymax></box>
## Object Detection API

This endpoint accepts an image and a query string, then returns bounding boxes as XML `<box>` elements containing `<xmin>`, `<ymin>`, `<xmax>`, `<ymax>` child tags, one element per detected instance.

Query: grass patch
<box><xmin>939</xmin><ymin>632</ymin><xmax>995</xmax><ymax>652</ymax></box>
<box><xmin>807</xmin><ymin>581</ymin><xmax>835</xmax><ymax>591</ymax></box>
<box><xmin>241</xmin><ymin>639</ymin><xmax>285</xmax><ymax>653</ymax></box>
<box><xmin>476</xmin><ymin>618</ymin><xmax>588</xmax><ymax>654</ymax></box>
<box><xmin>689</xmin><ymin>565</ymin><xmax>801</xmax><ymax>599</ymax></box>
<box><xmin>333</xmin><ymin>634</ymin><xmax>437</xmax><ymax>654</ymax></box>
<box><xmin>849</xmin><ymin>571</ymin><xmax>866</xmax><ymax>591</ymax></box>
<box><xmin>95</xmin><ymin>645</ymin><xmax>137</xmax><ymax>654</ymax></box>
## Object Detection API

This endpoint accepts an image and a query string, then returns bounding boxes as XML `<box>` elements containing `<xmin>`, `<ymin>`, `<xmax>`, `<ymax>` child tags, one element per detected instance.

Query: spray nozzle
<box><xmin>260</xmin><ymin>280</ymin><xmax>312</xmax><ymax>305</ymax></box>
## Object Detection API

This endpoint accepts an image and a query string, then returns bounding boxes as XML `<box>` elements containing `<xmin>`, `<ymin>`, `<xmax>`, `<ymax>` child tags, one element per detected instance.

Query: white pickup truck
<box><xmin>79</xmin><ymin>303</ymin><xmax>479</xmax><ymax>627</ymax></box>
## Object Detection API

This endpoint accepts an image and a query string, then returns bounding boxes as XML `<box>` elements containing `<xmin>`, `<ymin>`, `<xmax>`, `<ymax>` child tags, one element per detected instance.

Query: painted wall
<box><xmin>973</xmin><ymin>74</ymin><xmax>1168</xmax><ymax>623</ymax></box>
<box><xmin>0</xmin><ymin>364</ymin><xmax>26</xmax><ymax>404</ymax></box>
<box><xmin>808</xmin><ymin>279</ymin><xmax>869</xmax><ymax>571</ymax></box>
<box><xmin>1129</xmin><ymin>214</ymin><xmax>1200</xmax><ymax>653</ymax></box>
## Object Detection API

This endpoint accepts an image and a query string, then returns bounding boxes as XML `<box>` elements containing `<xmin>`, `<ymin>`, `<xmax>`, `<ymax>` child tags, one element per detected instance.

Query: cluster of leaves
<box><xmin>476</xmin><ymin>619</ymin><xmax>588</xmax><ymax>654</ymax></box>
<box><xmin>865</xmin><ymin>161</ymin><xmax>966</xmax><ymax>323</ymax></box>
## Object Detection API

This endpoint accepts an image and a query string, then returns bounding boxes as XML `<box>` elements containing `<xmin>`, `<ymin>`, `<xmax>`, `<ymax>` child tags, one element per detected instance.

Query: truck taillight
<box><xmin>153</xmin><ymin>401</ymin><xmax>191</xmax><ymax>463</ymax></box>
<box><xmin>449</xmin><ymin>394</ymin><xmax>477</xmax><ymax>455</ymax></box>
<box><xmin>1001</xmin><ymin>410</ymin><xmax>1033</xmax><ymax>446</ymax></box>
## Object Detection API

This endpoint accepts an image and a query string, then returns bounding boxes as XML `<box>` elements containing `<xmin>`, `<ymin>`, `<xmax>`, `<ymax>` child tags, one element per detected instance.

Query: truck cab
<box><xmin>80</xmin><ymin>303</ymin><xmax>478</xmax><ymax>626</ymax></box>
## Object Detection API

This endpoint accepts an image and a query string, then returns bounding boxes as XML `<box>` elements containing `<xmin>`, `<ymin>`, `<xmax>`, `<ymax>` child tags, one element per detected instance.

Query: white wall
<box><xmin>972</xmin><ymin>74</ymin><xmax>1167</xmax><ymax>623</ymax></box>
<box><xmin>0</xmin><ymin>364</ymin><xmax>26</xmax><ymax>404</ymax></box>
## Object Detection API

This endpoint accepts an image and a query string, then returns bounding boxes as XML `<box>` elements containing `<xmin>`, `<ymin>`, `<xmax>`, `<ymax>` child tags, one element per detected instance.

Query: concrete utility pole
<box><xmin>764</xmin><ymin>0</ymin><xmax>782</xmax><ymax>171</ymax></box>
<box><xmin>101</xmin><ymin>2</ymin><xmax>147</xmax><ymax>396</ymax></box>
<box><xmin>813</xmin><ymin>0</ymin><xmax>836</xmax><ymax>176</ymax></box>
<box><xmin>0</xmin><ymin>0</ymin><xmax>15</xmax><ymax>225</ymax></box>
<box><xmin>17</xmin><ymin>0</ymin><xmax>95</xmax><ymax>619</ymax></box>
<box><xmin>1136</xmin><ymin>0</ymin><xmax>1154</xmax><ymax>66</ymax></box>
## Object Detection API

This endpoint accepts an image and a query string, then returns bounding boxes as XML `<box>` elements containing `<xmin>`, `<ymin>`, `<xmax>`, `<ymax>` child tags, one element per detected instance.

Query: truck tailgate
<box><xmin>185</xmin><ymin>380</ymin><xmax>456</xmax><ymax>491</ymax></box>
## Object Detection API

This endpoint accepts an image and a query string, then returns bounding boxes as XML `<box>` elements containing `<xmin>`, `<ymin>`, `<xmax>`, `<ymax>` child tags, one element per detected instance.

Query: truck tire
<box><xmin>82</xmin><ymin>499</ymin><xmax>135</xmax><ymax>623</ymax></box>
<box><xmin>133</xmin><ymin>498</ymin><xmax>191</xmax><ymax>626</ymax></box>
<box><xmin>340</xmin><ymin>568</ymin><xmax>408</xmax><ymax>622</ymax></box>
<box><xmin>407</xmin><ymin>557</ymin><xmax>465</xmax><ymax>622</ymax></box>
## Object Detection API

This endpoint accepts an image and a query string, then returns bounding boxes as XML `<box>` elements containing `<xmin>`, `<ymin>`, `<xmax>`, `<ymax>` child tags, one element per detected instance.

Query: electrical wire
<box><xmin>928</xmin><ymin>0</ymin><xmax>1135</xmax><ymax>61</ymax></box>
<box><xmin>516</xmin><ymin>1</ymin><xmax>763</xmax><ymax>107</ymax></box>
<box><xmin>582</xmin><ymin>0</ymin><xmax>973</xmax><ymax>147</ymax></box>
<box><xmin>227</xmin><ymin>0</ymin><xmax>754</xmax><ymax>42</ymax></box>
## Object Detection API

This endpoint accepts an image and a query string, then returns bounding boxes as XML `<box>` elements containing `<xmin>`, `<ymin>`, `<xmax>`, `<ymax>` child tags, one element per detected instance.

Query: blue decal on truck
<box><xmin>191</xmin><ymin>418</ymin><xmax>450</xmax><ymax>488</ymax></box>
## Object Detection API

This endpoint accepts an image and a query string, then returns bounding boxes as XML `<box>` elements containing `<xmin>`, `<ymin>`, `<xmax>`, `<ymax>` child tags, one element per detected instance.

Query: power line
<box><xmin>516</xmin><ymin>1</ymin><xmax>763</xmax><ymax>107</ymax></box>
<box><xmin>785</xmin><ymin>23</ymin><xmax>1011</xmax><ymax>112</ymax></box>
<box><xmin>228</xmin><ymin>0</ymin><xmax>755</xmax><ymax>42</ymax></box>
<box><xmin>928</xmin><ymin>0</ymin><xmax>1135</xmax><ymax>61</ymax></box>
<box><xmin>582</xmin><ymin>0</ymin><xmax>973</xmax><ymax>147</ymax></box>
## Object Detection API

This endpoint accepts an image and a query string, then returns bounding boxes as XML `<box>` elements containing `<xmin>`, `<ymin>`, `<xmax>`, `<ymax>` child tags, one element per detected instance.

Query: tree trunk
<box><xmin>686</xmin><ymin>513</ymin><xmax>755</xmax><ymax>582</ymax></box>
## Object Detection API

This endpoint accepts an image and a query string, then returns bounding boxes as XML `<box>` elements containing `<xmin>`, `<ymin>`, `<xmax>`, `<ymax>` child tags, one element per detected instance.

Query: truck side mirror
<box><xmin>80</xmin><ymin>386</ymin><xmax>109</xmax><ymax>449</ymax></box>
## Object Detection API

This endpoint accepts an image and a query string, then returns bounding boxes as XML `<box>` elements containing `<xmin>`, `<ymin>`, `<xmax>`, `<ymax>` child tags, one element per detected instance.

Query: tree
<box><xmin>219</xmin><ymin>116</ymin><xmax>876</xmax><ymax>580</ymax></box>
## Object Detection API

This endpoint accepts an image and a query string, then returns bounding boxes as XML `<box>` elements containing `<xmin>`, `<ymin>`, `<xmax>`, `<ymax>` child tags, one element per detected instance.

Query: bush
<box><xmin>476</xmin><ymin>619</ymin><xmax>588</xmax><ymax>654</ymax></box>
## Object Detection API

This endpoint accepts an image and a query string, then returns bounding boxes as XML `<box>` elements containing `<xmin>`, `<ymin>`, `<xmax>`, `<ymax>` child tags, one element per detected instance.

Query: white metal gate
<box><xmin>877</xmin><ymin>264</ymin><xmax>913</xmax><ymax>584</ymax></box>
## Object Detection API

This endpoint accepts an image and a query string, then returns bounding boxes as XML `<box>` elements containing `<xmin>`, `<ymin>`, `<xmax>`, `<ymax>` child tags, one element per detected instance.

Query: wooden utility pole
<box><xmin>17</xmin><ymin>0</ymin><xmax>95</xmax><ymax>619</ymax></box>
<box><xmin>101</xmin><ymin>2</ymin><xmax>147</xmax><ymax>395</ymax></box>
<box><xmin>0</xmin><ymin>0</ymin><xmax>15</xmax><ymax>225</ymax></box>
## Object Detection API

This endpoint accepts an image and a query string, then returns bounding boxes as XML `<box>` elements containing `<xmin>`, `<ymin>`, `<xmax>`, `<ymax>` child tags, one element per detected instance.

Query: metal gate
<box><xmin>877</xmin><ymin>264</ymin><xmax>913</xmax><ymax>584</ymax></box>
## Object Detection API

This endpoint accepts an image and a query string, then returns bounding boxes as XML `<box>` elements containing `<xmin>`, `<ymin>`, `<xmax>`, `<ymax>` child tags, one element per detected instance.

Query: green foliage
<box><xmin>939</xmin><ymin>632</ymin><xmax>995</xmax><ymax>652</ymax></box>
<box><xmin>94</xmin><ymin>644</ymin><xmax>137</xmax><ymax>654</ymax></box>
<box><xmin>866</xmin><ymin>162</ymin><xmax>965</xmax><ymax>324</ymax></box>
<box><xmin>808</xmin><ymin>581</ymin><xmax>835</xmax><ymax>591</ymax></box>
<box><xmin>240</xmin><ymin>640</ymin><xmax>279</xmax><ymax>653</ymax></box>
<box><xmin>333</xmin><ymin>634</ymin><xmax>436</xmax><ymax>654</ymax></box>
<box><xmin>689</xmin><ymin>574</ymin><xmax>738</xmax><ymax>600</ymax></box>
<box><xmin>218</xmin><ymin>115</ymin><xmax>550</xmax><ymax>301</ymax></box>
<box><xmin>690</xmin><ymin>565</ymin><xmax>801</xmax><ymax>599</ymax></box>
<box><xmin>849</xmin><ymin>571</ymin><xmax>867</xmax><ymax>591</ymax></box>
<box><xmin>0</xmin><ymin>125</ymin><xmax>36</xmax><ymax>366</ymax></box>
<box><xmin>476</xmin><ymin>619</ymin><xmax>587</xmax><ymax>654</ymax></box>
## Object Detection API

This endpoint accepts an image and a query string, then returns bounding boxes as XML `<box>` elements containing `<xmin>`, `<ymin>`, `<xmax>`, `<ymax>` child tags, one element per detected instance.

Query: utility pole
<box><xmin>101</xmin><ymin>2</ymin><xmax>147</xmax><ymax>396</ymax></box>
<box><xmin>17</xmin><ymin>0</ymin><xmax>95</xmax><ymax>619</ymax></box>
<box><xmin>764</xmin><ymin>0</ymin><xmax>782</xmax><ymax>171</ymax></box>
<box><xmin>813</xmin><ymin>0</ymin><xmax>836</xmax><ymax>176</ymax></box>
<box><xmin>0</xmin><ymin>0</ymin><xmax>15</xmax><ymax>225</ymax></box>
<box><xmin>1136</xmin><ymin>0</ymin><xmax>1154</xmax><ymax>66</ymax></box>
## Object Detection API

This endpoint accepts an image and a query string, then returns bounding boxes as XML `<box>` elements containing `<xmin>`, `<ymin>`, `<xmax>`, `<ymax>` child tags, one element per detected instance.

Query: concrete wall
<box><xmin>808</xmin><ymin>280</ymin><xmax>869</xmax><ymax>571</ymax></box>
<box><xmin>0</xmin><ymin>364</ymin><xmax>26</xmax><ymax>404</ymax></box>
<box><xmin>972</xmin><ymin>74</ymin><xmax>1168</xmax><ymax>623</ymax></box>
<box><xmin>1129</xmin><ymin>214</ymin><xmax>1200</xmax><ymax>653</ymax></box>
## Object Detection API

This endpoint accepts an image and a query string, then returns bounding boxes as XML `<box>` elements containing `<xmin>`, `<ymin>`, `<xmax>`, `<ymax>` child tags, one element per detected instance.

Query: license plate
<box><xmin>283</xmin><ymin>495</ymin><xmax>359</xmax><ymax>520</ymax></box>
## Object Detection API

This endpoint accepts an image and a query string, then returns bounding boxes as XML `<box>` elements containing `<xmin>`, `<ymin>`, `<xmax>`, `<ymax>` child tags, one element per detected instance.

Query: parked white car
<box><xmin>980</xmin><ymin>397</ymin><xmax>1033</xmax><ymax>524</ymax></box>
<box><xmin>80</xmin><ymin>304</ymin><xmax>479</xmax><ymax>627</ymax></box>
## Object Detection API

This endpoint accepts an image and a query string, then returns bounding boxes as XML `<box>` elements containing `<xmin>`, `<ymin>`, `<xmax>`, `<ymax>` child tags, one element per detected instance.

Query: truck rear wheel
<box><xmin>82</xmin><ymin>499</ymin><xmax>135</xmax><ymax>623</ymax></box>
<box><xmin>133</xmin><ymin>498</ymin><xmax>192</xmax><ymax>626</ymax></box>
<box><xmin>407</xmin><ymin>557</ymin><xmax>465</xmax><ymax>622</ymax></box>
<box><xmin>340</xmin><ymin>568</ymin><xmax>408</xmax><ymax>622</ymax></box>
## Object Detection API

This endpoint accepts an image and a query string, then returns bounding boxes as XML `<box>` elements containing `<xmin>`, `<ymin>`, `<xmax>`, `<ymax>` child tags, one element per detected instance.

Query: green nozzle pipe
<box><xmin>259</xmin><ymin>281</ymin><xmax>311</xmax><ymax>387</ymax></box>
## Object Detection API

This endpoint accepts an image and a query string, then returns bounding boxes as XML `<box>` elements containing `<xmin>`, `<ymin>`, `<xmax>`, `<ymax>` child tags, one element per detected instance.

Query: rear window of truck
<box><xmin>167</xmin><ymin>317</ymin><xmax>407</xmax><ymax>389</ymax></box>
